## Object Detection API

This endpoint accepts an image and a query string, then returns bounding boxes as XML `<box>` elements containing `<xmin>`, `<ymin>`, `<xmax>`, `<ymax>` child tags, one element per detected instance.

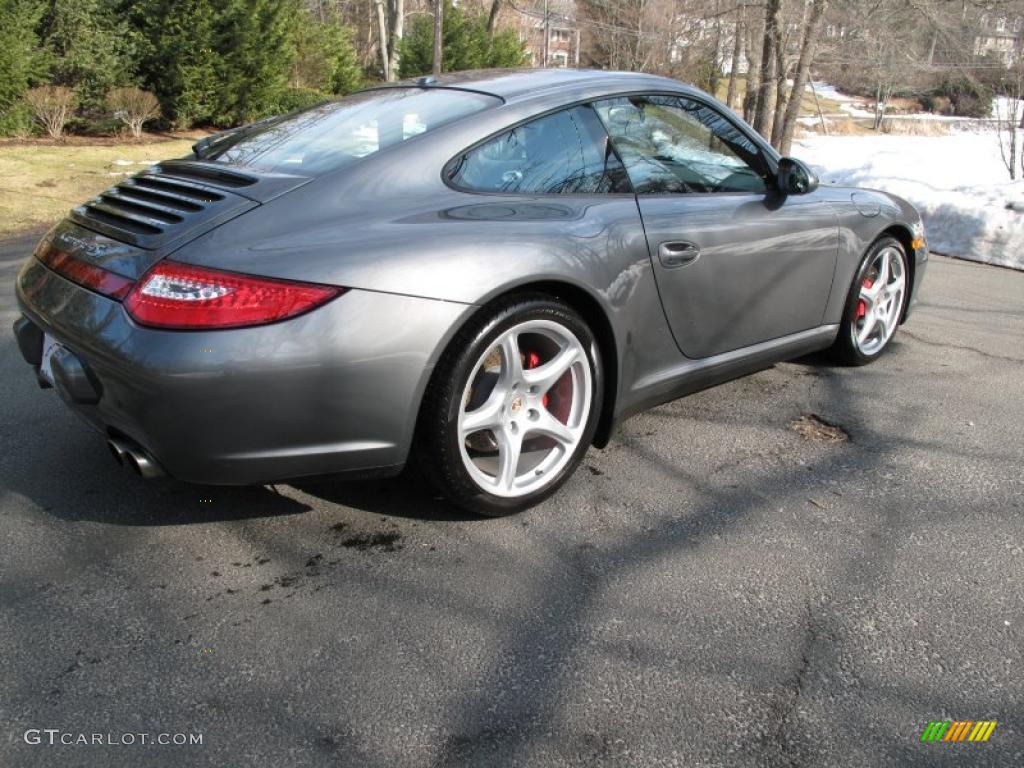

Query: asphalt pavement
<box><xmin>1</xmin><ymin>229</ymin><xmax>1022</xmax><ymax>767</ymax></box>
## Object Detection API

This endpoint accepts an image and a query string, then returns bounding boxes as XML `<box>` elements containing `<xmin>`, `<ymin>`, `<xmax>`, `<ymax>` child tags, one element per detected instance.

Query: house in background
<box><xmin>522</xmin><ymin>18</ymin><xmax>580</xmax><ymax>67</ymax></box>
<box><xmin>975</xmin><ymin>13</ymin><xmax>1023</xmax><ymax>66</ymax></box>
<box><xmin>513</xmin><ymin>0</ymin><xmax>580</xmax><ymax>67</ymax></box>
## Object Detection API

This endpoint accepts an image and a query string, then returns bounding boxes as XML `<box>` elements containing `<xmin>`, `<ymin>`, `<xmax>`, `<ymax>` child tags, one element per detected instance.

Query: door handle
<box><xmin>658</xmin><ymin>241</ymin><xmax>700</xmax><ymax>268</ymax></box>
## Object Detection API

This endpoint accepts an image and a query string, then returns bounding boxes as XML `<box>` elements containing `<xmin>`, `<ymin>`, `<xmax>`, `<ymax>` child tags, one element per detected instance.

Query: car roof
<box><xmin>393</xmin><ymin>68</ymin><xmax>700</xmax><ymax>104</ymax></box>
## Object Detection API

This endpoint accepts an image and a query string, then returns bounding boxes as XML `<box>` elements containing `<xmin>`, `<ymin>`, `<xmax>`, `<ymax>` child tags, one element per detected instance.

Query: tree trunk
<box><xmin>387</xmin><ymin>0</ymin><xmax>404</xmax><ymax>82</ymax></box>
<box><xmin>374</xmin><ymin>0</ymin><xmax>390</xmax><ymax>81</ymax></box>
<box><xmin>487</xmin><ymin>0</ymin><xmax>502</xmax><ymax>37</ymax></box>
<box><xmin>709</xmin><ymin>3</ymin><xmax>723</xmax><ymax>97</ymax></box>
<box><xmin>432</xmin><ymin>0</ymin><xmax>443</xmax><ymax>76</ymax></box>
<box><xmin>770</xmin><ymin>32</ymin><xmax>788</xmax><ymax>148</ymax></box>
<box><xmin>873</xmin><ymin>82</ymin><xmax>890</xmax><ymax>130</ymax></box>
<box><xmin>753</xmin><ymin>0</ymin><xmax>782</xmax><ymax>136</ymax></box>
<box><xmin>743</xmin><ymin>14</ymin><xmax>762</xmax><ymax>123</ymax></box>
<box><xmin>726</xmin><ymin>21</ymin><xmax>742</xmax><ymax>110</ymax></box>
<box><xmin>779</xmin><ymin>0</ymin><xmax>827</xmax><ymax>155</ymax></box>
<box><xmin>541</xmin><ymin>0</ymin><xmax>549</xmax><ymax>66</ymax></box>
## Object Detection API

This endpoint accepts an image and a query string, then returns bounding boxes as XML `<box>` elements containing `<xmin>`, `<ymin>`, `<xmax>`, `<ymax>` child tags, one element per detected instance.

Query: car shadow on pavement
<box><xmin>293</xmin><ymin>469</ymin><xmax>480</xmax><ymax>522</ymax></box>
<box><xmin>34</xmin><ymin>475</ymin><xmax>314</xmax><ymax>526</ymax></box>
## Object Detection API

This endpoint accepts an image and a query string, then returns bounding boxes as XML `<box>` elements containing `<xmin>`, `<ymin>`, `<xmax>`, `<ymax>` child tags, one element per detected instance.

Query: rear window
<box><xmin>194</xmin><ymin>88</ymin><xmax>500</xmax><ymax>175</ymax></box>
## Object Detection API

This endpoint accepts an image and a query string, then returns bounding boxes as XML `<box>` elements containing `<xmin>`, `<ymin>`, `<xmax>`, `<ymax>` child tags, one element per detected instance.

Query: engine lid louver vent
<box><xmin>69</xmin><ymin>164</ymin><xmax>259</xmax><ymax>251</ymax></box>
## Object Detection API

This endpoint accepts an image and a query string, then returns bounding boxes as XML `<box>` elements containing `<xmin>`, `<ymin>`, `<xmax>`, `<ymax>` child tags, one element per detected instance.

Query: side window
<box><xmin>594</xmin><ymin>95</ymin><xmax>769</xmax><ymax>195</ymax></box>
<box><xmin>446</xmin><ymin>105</ymin><xmax>632</xmax><ymax>194</ymax></box>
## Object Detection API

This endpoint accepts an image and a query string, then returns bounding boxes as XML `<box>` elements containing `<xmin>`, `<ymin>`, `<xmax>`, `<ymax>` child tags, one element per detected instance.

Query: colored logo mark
<box><xmin>920</xmin><ymin>720</ymin><xmax>997</xmax><ymax>742</ymax></box>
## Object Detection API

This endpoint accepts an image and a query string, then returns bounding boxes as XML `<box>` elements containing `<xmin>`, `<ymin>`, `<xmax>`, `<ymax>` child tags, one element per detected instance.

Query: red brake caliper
<box><xmin>857</xmin><ymin>278</ymin><xmax>873</xmax><ymax>319</ymax></box>
<box><xmin>525</xmin><ymin>351</ymin><xmax>548</xmax><ymax>408</ymax></box>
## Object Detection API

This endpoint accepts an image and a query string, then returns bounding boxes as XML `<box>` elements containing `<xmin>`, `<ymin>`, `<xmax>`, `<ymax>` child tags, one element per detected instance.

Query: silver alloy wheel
<box><xmin>853</xmin><ymin>246</ymin><xmax>906</xmax><ymax>356</ymax></box>
<box><xmin>457</xmin><ymin>319</ymin><xmax>592</xmax><ymax>498</ymax></box>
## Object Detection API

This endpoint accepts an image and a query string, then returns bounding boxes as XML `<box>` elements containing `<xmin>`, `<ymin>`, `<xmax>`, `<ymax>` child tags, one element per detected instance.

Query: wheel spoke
<box><xmin>495</xmin><ymin>427</ymin><xmax>523</xmax><ymax>490</ymax></box>
<box><xmin>875</xmin><ymin>251</ymin><xmax>891</xmax><ymax>287</ymax></box>
<box><xmin>528</xmin><ymin>410</ymin><xmax>576</xmax><ymax>445</ymax></box>
<box><xmin>856</xmin><ymin>315</ymin><xmax>877</xmax><ymax>345</ymax></box>
<box><xmin>862</xmin><ymin>281</ymin><xmax>882</xmax><ymax>301</ymax></box>
<box><xmin>875</xmin><ymin>312</ymin><xmax>889</xmax><ymax>340</ymax></box>
<box><xmin>498</xmin><ymin>332</ymin><xmax>523</xmax><ymax>388</ymax></box>
<box><xmin>460</xmin><ymin>397</ymin><xmax>504</xmax><ymax>437</ymax></box>
<box><xmin>523</xmin><ymin>344</ymin><xmax>579</xmax><ymax>393</ymax></box>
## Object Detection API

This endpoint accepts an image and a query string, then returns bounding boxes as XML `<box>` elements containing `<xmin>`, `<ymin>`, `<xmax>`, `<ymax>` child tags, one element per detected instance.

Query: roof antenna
<box><xmin>416</xmin><ymin>75</ymin><xmax>437</xmax><ymax>86</ymax></box>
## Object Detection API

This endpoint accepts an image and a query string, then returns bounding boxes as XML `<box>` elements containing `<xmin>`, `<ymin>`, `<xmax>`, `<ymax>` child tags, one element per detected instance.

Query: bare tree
<box><xmin>487</xmin><ymin>0</ymin><xmax>503</xmax><ymax>36</ymax></box>
<box><xmin>996</xmin><ymin>51</ymin><xmax>1024</xmax><ymax>179</ymax></box>
<box><xmin>107</xmin><ymin>87</ymin><xmax>161</xmax><ymax>139</ymax></box>
<box><xmin>725</xmin><ymin>17</ymin><xmax>743</xmax><ymax>110</ymax></box>
<box><xmin>388</xmin><ymin>0</ymin><xmax>405</xmax><ymax>81</ymax></box>
<box><xmin>743</xmin><ymin>6</ymin><xmax>764</xmax><ymax>123</ymax></box>
<box><xmin>779</xmin><ymin>0</ymin><xmax>827</xmax><ymax>154</ymax></box>
<box><xmin>25</xmin><ymin>86</ymin><xmax>77</xmax><ymax>139</ymax></box>
<box><xmin>752</xmin><ymin>0</ymin><xmax>782</xmax><ymax>136</ymax></box>
<box><xmin>770</xmin><ymin>9</ymin><xmax>789</xmax><ymax>145</ymax></box>
<box><xmin>373</xmin><ymin>0</ymin><xmax>405</xmax><ymax>81</ymax></box>
<box><xmin>374</xmin><ymin>0</ymin><xmax>391</xmax><ymax>79</ymax></box>
<box><xmin>433</xmin><ymin>0</ymin><xmax>443</xmax><ymax>76</ymax></box>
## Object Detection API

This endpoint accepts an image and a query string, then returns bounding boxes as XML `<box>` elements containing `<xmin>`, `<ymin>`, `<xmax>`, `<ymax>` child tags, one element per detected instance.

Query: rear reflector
<box><xmin>36</xmin><ymin>244</ymin><xmax>136</xmax><ymax>300</ymax></box>
<box><xmin>124</xmin><ymin>261</ymin><xmax>342</xmax><ymax>330</ymax></box>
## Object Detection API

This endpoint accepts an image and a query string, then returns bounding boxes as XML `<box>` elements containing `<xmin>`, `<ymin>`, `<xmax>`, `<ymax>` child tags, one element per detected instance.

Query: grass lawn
<box><xmin>0</xmin><ymin>137</ymin><xmax>197</xmax><ymax>238</ymax></box>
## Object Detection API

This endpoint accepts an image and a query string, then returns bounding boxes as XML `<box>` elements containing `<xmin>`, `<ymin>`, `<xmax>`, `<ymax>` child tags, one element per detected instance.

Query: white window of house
<box><xmin>551</xmin><ymin>51</ymin><xmax>569</xmax><ymax>67</ymax></box>
<box><xmin>996</xmin><ymin>17</ymin><xmax>1007</xmax><ymax>32</ymax></box>
<box><xmin>1014</xmin><ymin>17</ymin><xmax>1023</xmax><ymax>33</ymax></box>
<box><xmin>825</xmin><ymin>24</ymin><xmax>836</xmax><ymax>37</ymax></box>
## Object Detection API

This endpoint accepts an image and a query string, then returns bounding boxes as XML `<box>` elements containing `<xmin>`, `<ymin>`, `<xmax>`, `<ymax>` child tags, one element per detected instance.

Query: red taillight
<box><xmin>124</xmin><ymin>261</ymin><xmax>342</xmax><ymax>330</ymax></box>
<box><xmin>36</xmin><ymin>245</ymin><xmax>135</xmax><ymax>300</ymax></box>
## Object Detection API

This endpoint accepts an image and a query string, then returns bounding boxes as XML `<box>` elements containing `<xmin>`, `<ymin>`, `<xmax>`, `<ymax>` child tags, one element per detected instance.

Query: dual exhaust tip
<box><xmin>107</xmin><ymin>437</ymin><xmax>164</xmax><ymax>479</ymax></box>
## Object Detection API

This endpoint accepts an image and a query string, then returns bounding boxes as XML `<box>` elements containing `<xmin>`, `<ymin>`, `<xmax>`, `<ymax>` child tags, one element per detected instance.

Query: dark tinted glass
<box><xmin>595</xmin><ymin>95</ymin><xmax>769</xmax><ymax>194</ymax></box>
<box><xmin>195</xmin><ymin>88</ymin><xmax>499</xmax><ymax>175</ymax></box>
<box><xmin>447</xmin><ymin>105</ymin><xmax>632</xmax><ymax>194</ymax></box>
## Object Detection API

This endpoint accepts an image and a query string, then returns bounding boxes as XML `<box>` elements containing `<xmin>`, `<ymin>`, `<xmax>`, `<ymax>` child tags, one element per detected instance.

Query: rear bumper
<box><xmin>15</xmin><ymin>257</ymin><xmax>471</xmax><ymax>485</ymax></box>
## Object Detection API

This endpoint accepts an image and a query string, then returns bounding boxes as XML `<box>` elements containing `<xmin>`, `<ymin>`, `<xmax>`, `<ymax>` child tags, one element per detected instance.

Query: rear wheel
<box><xmin>415</xmin><ymin>295</ymin><xmax>602</xmax><ymax>516</ymax></box>
<box><xmin>831</xmin><ymin>236</ymin><xmax>909</xmax><ymax>365</ymax></box>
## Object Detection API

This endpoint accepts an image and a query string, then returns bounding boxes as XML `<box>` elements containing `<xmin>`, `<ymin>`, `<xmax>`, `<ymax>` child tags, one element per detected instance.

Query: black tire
<box><xmin>414</xmin><ymin>294</ymin><xmax>603</xmax><ymax>517</ymax></box>
<box><xmin>830</xmin><ymin>236</ymin><xmax>909</xmax><ymax>366</ymax></box>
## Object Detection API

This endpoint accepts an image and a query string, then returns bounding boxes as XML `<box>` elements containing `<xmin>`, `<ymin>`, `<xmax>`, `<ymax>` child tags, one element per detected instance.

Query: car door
<box><xmin>594</xmin><ymin>94</ymin><xmax>838</xmax><ymax>360</ymax></box>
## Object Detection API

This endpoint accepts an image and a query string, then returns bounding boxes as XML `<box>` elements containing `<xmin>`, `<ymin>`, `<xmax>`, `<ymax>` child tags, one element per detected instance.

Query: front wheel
<box><xmin>831</xmin><ymin>236</ymin><xmax>909</xmax><ymax>366</ymax></box>
<box><xmin>415</xmin><ymin>295</ymin><xmax>602</xmax><ymax>516</ymax></box>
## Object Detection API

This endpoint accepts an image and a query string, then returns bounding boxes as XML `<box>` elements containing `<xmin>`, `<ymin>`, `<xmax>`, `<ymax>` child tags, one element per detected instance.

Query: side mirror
<box><xmin>776</xmin><ymin>157</ymin><xmax>819</xmax><ymax>195</ymax></box>
<box><xmin>607</xmin><ymin>105</ymin><xmax>643</xmax><ymax>126</ymax></box>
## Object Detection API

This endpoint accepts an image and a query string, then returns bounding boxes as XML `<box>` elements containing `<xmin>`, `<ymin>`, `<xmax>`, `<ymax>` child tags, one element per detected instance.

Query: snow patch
<box><xmin>793</xmin><ymin>133</ymin><xmax>1024</xmax><ymax>270</ymax></box>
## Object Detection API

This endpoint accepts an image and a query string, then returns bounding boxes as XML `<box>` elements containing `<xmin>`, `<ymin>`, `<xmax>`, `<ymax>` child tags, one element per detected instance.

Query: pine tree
<box><xmin>39</xmin><ymin>0</ymin><xmax>136</xmax><ymax>111</ymax></box>
<box><xmin>131</xmin><ymin>0</ymin><xmax>220</xmax><ymax>128</ymax></box>
<box><xmin>214</xmin><ymin>0</ymin><xmax>298</xmax><ymax>124</ymax></box>
<box><xmin>290</xmin><ymin>10</ymin><xmax>363</xmax><ymax>95</ymax></box>
<box><xmin>0</xmin><ymin>0</ymin><xmax>48</xmax><ymax>133</ymax></box>
<box><xmin>399</xmin><ymin>0</ymin><xmax>526</xmax><ymax>79</ymax></box>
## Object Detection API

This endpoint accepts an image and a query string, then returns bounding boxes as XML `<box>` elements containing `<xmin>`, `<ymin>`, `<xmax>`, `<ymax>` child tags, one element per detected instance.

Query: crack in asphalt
<box><xmin>769</xmin><ymin>599</ymin><xmax>818</xmax><ymax>768</ymax></box>
<box><xmin>899</xmin><ymin>329</ymin><xmax>1024</xmax><ymax>364</ymax></box>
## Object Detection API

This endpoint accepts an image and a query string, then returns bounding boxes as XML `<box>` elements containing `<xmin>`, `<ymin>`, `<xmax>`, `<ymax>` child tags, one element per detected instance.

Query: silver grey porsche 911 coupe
<box><xmin>14</xmin><ymin>68</ymin><xmax>927</xmax><ymax>515</ymax></box>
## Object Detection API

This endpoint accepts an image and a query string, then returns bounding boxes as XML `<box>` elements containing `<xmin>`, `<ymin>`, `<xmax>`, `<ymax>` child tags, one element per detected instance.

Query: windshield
<box><xmin>194</xmin><ymin>88</ymin><xmax>500</xmax><ymax>175</ymax></box>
